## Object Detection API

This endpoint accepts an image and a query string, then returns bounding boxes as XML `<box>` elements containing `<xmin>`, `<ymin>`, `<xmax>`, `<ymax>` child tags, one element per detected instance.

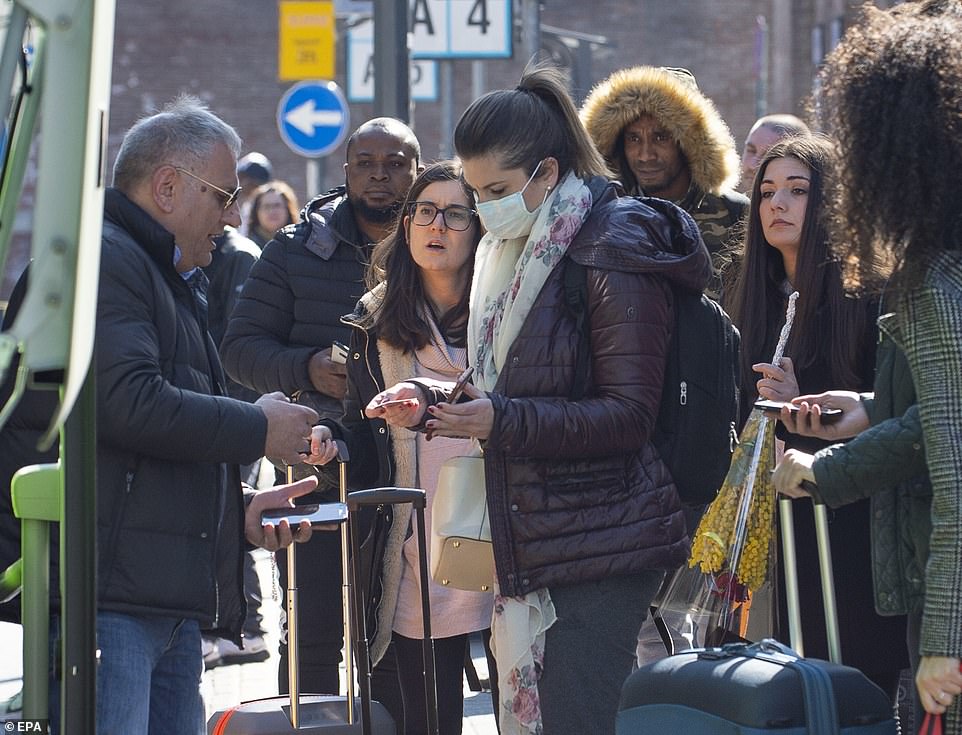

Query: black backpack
<box><xmin>564</xmin><ymin>260</ymin><xmax>740</xmax><ymax>505</ymax></box>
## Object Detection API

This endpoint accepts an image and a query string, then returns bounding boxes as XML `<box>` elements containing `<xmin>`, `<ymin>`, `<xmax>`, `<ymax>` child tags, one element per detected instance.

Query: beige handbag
<box><xmin>430</xmin><ymin>446</ymin><xmax>494</xmax><ymax>592</ymax></box>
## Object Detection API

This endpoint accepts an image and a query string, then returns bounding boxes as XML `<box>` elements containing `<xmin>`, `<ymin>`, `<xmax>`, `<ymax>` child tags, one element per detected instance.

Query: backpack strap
<box><xmin>563</xmin><ymin>259</ymin><xmax>590</xmax><ymax>401</ymax></box>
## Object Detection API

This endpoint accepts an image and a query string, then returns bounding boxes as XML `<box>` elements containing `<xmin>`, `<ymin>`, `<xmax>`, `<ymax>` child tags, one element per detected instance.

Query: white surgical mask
<box><xmin>475</xmin><ymin>160</ymin><xmax>548</xmax><ymax>239</ymax></box>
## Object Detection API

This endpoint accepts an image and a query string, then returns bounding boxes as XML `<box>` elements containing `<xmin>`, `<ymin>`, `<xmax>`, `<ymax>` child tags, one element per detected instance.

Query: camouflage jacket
<box><xmin>677</xmin><ymin>185</ymin><xmax>747</xmax><ymax>300</ymax></box>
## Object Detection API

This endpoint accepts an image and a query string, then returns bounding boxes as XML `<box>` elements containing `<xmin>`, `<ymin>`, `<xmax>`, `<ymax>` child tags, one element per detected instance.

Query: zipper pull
<box><xmin>125</xmin><ymin>470</ymin><xmax>134</xmax><ymax>493</ymax></box>
<box><xmin>679</xmin><ymin>380</ymin><xmax>688</xmax><ymax>406</ymax></box>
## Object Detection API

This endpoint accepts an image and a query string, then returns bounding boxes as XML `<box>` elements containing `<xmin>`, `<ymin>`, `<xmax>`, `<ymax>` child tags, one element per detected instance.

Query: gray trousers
<box><xmin>540</xmin><ymin>570</ymin><xmax>665</xmax><ymax>735</ymax></box>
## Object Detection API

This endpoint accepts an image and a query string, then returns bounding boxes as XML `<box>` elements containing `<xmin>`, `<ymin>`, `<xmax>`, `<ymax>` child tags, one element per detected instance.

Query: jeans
<box><xmin>51</xmin><ymin>611</ymin><xmax>204</xmax><ymax>735</ymax></box>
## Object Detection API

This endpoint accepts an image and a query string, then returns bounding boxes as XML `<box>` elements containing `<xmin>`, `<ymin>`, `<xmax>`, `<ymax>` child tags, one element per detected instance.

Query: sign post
<box><xmin>277</xmin><ymin>80</ymin><xmax>350</xmax><ymax>198</ymax></box>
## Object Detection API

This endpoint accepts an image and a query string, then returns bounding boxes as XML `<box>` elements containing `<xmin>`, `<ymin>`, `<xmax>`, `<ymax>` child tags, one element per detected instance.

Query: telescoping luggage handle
<box><xmin>284</xmin><ymin>441</ymin><xmax>354</xmax><ymax>730</ymax></box>
<box><xmin>348</xmin><ymin>487</ymin><xmax>439</xmax><ymax>735</ymax></box>
<box><xmin>778</xmin><ymin>479</ymin><xmax>841</xmax><ymax>663</ymax></box>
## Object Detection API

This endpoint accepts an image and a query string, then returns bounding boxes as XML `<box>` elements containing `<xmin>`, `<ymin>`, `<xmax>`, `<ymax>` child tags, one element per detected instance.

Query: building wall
<box><xmin>1</xmin><ymin>0</ymin><xmax>890</xmax><ymax>300</ymax></box>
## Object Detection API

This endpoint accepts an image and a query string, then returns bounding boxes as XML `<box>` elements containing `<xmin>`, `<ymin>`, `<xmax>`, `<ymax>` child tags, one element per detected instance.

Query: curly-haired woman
<box><xmin>774</xmin><ymin>1</ymin><xmax>962</xmax><ymax>729</ymax></box>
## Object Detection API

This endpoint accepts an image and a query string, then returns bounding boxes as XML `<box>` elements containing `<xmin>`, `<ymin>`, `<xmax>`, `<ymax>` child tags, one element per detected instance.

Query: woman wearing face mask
<box><xmin>354</xmin><ymin>64</ymin><xmax>712</xmax><ymax>735</ymax></box>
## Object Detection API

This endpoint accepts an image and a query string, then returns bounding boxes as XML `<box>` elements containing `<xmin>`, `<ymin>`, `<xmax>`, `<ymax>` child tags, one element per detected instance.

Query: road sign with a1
<box><xmin>276</xmin><ymin>80</ymin><xmax>350</xmax><ymax>158</ymax></box>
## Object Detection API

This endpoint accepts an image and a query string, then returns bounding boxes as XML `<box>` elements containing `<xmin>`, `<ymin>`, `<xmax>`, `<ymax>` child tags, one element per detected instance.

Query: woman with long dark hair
<box><xmin>306</xmin><ymin>161</ymin><xmax>495</xmax><ymax>735</ymax></box>
<box><xmin>725</xmin><ymin>134</ymin><xmax>908</xmax><ymax>702</ymax></box>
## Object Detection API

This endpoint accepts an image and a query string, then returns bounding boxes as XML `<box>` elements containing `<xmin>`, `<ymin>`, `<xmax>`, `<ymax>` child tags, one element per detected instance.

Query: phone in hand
<box><xmin>331</xmin><ymin>340</ymin><xmax>349</xmax><ymax>365</ymax></box>
<box><xmin>754</xmin><ymin>398</ymin><xmax>842</xmax><ymax>423</ymax></box>
<box><xmin>377</xmin><ymin>398</ymin><xmax>419</xmax><ymax>409</ymax></box>
<box><xmin>261</xmin><ymin>502</ymin><xmax>347</xmax><ymax>528</ymax></box>
<box><xmin>447</xmin><ymin>366</ymin><xmax>475</xmax><ymax>404</ymax></box>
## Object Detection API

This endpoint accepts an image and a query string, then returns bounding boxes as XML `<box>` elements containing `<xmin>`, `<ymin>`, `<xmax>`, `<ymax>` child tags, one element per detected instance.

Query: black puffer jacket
<box><xmin>422</xmin><ymin>180</ymin><xmax>711</xmax><ymax>598</ymax></box>
<box><xmin>220</xmin><ymin>188</ymin><xmax>372</xmax><ymax>421</ymax></box>
<box><xmin>96</xmin><ymin>189</ymin><xmax>266</xmax><ymax>640</ymax></box>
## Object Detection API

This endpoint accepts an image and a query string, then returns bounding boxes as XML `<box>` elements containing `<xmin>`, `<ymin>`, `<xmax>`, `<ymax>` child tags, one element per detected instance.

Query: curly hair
<box><xmin>363</xmin><ymin>160</ymin><xmax>479</xmax><ymax>353</ymax></box>
<box><xmin>724</xmin><ymin>135</ymin><xmax>868</xmax><ymax>394</ymax></box>
<box><xmin>817</xmin><ymin>0</ymin><xmax>962</xmax><ymax>290</ymax></box>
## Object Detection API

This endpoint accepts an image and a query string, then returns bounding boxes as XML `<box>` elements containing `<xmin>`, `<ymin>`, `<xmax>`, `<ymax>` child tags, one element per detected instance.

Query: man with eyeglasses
<box><xmin>221</xmin><ymin>117</ymin><xmax>421</xmax><ymax>721</ymax></box>
<box><xmin>48</xmin><ymin>95</ymin><xmax>323</xmax><ymax>735</ymax></box>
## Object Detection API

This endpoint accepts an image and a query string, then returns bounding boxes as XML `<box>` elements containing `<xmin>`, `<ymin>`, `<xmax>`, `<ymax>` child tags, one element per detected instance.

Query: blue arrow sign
<box><xmin>276</xmin><ymin>80</ymin><xmax>350</xmax><ymax>158</ymax></box>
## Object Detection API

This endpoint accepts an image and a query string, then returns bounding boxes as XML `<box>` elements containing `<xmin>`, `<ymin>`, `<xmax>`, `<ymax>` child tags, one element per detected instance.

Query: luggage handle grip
<box><xmin>347</xmin><ymin>487</ymin><xmax>426</xmax><ymax>510</ymax></box>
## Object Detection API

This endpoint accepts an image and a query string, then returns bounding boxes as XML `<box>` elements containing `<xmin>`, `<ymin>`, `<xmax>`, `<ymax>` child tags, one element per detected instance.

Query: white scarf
<box><xmin>467</xmin><ymin>170</ymin><xmax>592</xmax><ymax>734</ymax></box>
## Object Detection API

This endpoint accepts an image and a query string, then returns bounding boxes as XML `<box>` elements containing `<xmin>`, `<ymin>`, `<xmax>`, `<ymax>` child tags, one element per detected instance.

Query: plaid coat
<box><xmin>882</xmin><ymin>250</ymin><xmax>962</xmax><ymax>662</ymax></box>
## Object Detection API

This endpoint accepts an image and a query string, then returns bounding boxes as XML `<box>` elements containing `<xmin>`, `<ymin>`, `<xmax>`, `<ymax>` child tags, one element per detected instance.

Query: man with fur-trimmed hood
<box><xmin>581</xmin><ymin>66</ymin><xmax>747</xmax><ymax>297</ymax></box>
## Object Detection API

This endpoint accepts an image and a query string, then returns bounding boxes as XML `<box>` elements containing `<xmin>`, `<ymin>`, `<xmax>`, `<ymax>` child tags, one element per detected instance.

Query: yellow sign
<box><xmin>278</xmin><ymin>1</ymin><xmax>335</xmax><ymax>81</ymax></box>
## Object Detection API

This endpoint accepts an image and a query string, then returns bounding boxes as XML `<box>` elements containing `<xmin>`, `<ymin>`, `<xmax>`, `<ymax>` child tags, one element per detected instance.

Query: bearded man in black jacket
<box><xmin>220</xmin><ymin>117</ymin><xmax>420</xmax><ymax>718</ymax></box>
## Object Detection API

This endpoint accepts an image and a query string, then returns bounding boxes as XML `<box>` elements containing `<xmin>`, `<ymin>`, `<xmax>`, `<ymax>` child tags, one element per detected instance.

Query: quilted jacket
<box><xmin>810</xmin><ymin>330</ymin><xmax>931</xmax><ymax>617</ymax></box>
<box><xmin>423</xmin><ymin>179</ymin><xmax>712</xmax><ymax>598</ymax></box>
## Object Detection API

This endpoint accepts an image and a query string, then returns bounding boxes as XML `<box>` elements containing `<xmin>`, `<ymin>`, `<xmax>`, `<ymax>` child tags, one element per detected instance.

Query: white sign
<box><xmin>410</xmin><ymin>0</ymin><xmax>512</xmax><ymax>59</ymax></box>
<box><xmin>347</xmin><ymin>25</ymin><xmax>439</xmax><ymax>102</ymax></box>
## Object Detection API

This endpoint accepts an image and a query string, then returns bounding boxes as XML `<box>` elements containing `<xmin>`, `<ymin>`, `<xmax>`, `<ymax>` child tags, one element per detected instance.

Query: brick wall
<box><xmin>1</xmin><ymin>0</ymin><xmax>880</xmax><ymax>300</ymax></box>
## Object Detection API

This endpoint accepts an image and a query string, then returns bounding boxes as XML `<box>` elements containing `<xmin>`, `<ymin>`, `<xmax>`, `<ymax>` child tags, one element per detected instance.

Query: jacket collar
<box><xmin>300</xmin><ymin>186</ymin><xmax>371</xmax><ymax>260</ymax></box>
<box><xmin>104</xmin><ymin>187</ymin><xmax>184</xmax><ymax>284</ymax></box>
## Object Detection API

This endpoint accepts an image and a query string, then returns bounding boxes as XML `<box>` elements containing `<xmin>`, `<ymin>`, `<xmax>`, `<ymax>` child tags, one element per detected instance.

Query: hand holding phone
<box><xmin>261</xmin><ymin>502</ymin><xmax>347</xmax><ymax>528</ymax></box>
<box><xmin>447</xmin><ymin>366</ymin><xmax>475</xmax><ymax>404</ymax></box>
<box><xmin>425</xmin><ymin>366</ymin><xmax>476</xmax><ymax>441</ymax></box>
<box><xmin>331</xmin><ymin>340</ymin><xmax>349</xmax><ymax>365</ymax></box>
<box><xmin>377</xmin><ymin>398</ymin><xmax>419</xmax><ymax>409</ymax></box>
<box><xmin>754</xmin><ymin>398</ymin><xmax>842</xmax><ymax>424</ymax></box>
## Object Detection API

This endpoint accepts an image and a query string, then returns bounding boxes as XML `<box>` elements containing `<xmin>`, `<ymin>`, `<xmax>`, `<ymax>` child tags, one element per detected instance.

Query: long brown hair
<box><xmin>724</xmin><ymin>135</ymin><xmax>868</xmax><ymax>393</ymax></box>
<box><xmin>363</xmin><ymin>160</ymin><xmax>479</xmax><ymax>353</ymax></box>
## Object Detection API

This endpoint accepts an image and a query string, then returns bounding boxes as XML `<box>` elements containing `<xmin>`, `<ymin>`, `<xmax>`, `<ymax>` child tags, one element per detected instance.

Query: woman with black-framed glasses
<box><xmin>304</xmin><ymin>160</ymin><xmax>497</xmax><ymax>735</ymax></box>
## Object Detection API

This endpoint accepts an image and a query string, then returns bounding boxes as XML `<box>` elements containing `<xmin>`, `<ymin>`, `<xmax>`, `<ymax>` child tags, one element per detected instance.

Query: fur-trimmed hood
<box><xmin>580</xmin><ymin>66</ymin><xmax>741</xmax><ymax>195</ymax></box>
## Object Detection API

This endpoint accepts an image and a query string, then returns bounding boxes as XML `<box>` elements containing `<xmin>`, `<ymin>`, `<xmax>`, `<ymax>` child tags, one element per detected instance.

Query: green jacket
<box><xmin>810</xmin><ymin>329</ymin><xmax>931</xmax><ymax>617</ymax></box>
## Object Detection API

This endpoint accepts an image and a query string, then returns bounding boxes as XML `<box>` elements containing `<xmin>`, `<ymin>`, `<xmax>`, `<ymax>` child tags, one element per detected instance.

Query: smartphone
<box><xmin>261</xmin><ymin>502</ymin><xmax>347</xmax><ymax>528</ymax></box>
<box><xmin>331</xmin><ymin>340</ymin><xmax>349</xmax><ymax>365</ymax></box>
<box><xmin>754</xmin><ymin>398</ymin><xmax>842</xmax><ymax>423</ymax></box>
<box><xmin>447</xmin><ymin>366</ymin><xmax>475</xmax><ymax>404</ymax></box>
<box><xmin>377</xmin><ymin>398</ymin><xmax>418</xmax><ymax>409</ymax></box>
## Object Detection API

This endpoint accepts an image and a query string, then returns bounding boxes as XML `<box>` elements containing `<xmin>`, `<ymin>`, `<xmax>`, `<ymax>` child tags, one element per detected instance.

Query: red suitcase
<box><xmin>208</xmin><ymin>443</ymin><xmax>438</xmax><ymax>735</ymax></box>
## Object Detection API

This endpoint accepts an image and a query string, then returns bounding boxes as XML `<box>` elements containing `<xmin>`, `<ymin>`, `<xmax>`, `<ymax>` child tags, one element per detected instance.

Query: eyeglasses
<box><xmin>409</xmin><ymin>201</ymin><xmax>476</xmax><ymax>231</ymax></box>
<box><xmin>174</xmin><ymin>166</ymin><xmax>242</xmax><ymax>210</ymax></box>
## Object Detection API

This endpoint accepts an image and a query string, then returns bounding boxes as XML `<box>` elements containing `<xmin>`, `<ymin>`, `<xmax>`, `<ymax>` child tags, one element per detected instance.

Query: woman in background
<box><xmin>244</xmin><ymin>180</ymin><xmax>299</xmax><ymax>246</ymax></box>
<box><xmin>724</xmin><ymin>134</ymin><xmax>908</xmax><ymax>703</ymax></box>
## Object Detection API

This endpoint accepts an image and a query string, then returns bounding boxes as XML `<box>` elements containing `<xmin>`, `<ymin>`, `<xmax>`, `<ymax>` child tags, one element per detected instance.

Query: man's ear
<box><xmin>152</xmin><ymin>165</ymin><xmax>178</xmax><ymax>214</ymax></box>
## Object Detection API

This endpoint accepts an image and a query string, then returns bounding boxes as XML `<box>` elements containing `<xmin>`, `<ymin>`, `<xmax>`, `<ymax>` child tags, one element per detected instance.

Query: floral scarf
<box><xmin>467</xmin><ymin>170</ymin><xmax>592</xmax><ymax>734</ymax></box>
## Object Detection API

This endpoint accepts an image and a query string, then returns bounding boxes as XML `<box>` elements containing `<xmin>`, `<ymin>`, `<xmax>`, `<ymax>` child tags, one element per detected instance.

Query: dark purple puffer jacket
<box><xmin>480</xmin><ymin>179</ymin><xmax>712</xmax><ymax>597</ymax></box>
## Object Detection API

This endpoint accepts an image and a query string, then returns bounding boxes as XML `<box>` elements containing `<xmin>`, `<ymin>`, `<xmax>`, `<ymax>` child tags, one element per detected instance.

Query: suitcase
<box><xmin>615</xmin><ymin>496</ymin><xmax>899</xmax><ymax>734</ymax></box>
<box><xmin>208</xmin><ymin>443</ymin><xmax>439</xmax><ymax>735</ymax></box>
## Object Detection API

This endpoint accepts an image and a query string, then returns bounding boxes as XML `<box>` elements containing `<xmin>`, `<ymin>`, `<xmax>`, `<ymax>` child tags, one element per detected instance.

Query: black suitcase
<box><xmin>616</xmin><ymin>497</ymin><xmax>898</xmax><ymax>734</ymax></box>
<box><xmin>208</xmin><ymin>444</ymin><xmax>439</xmax><ymax>735</ymax></box>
